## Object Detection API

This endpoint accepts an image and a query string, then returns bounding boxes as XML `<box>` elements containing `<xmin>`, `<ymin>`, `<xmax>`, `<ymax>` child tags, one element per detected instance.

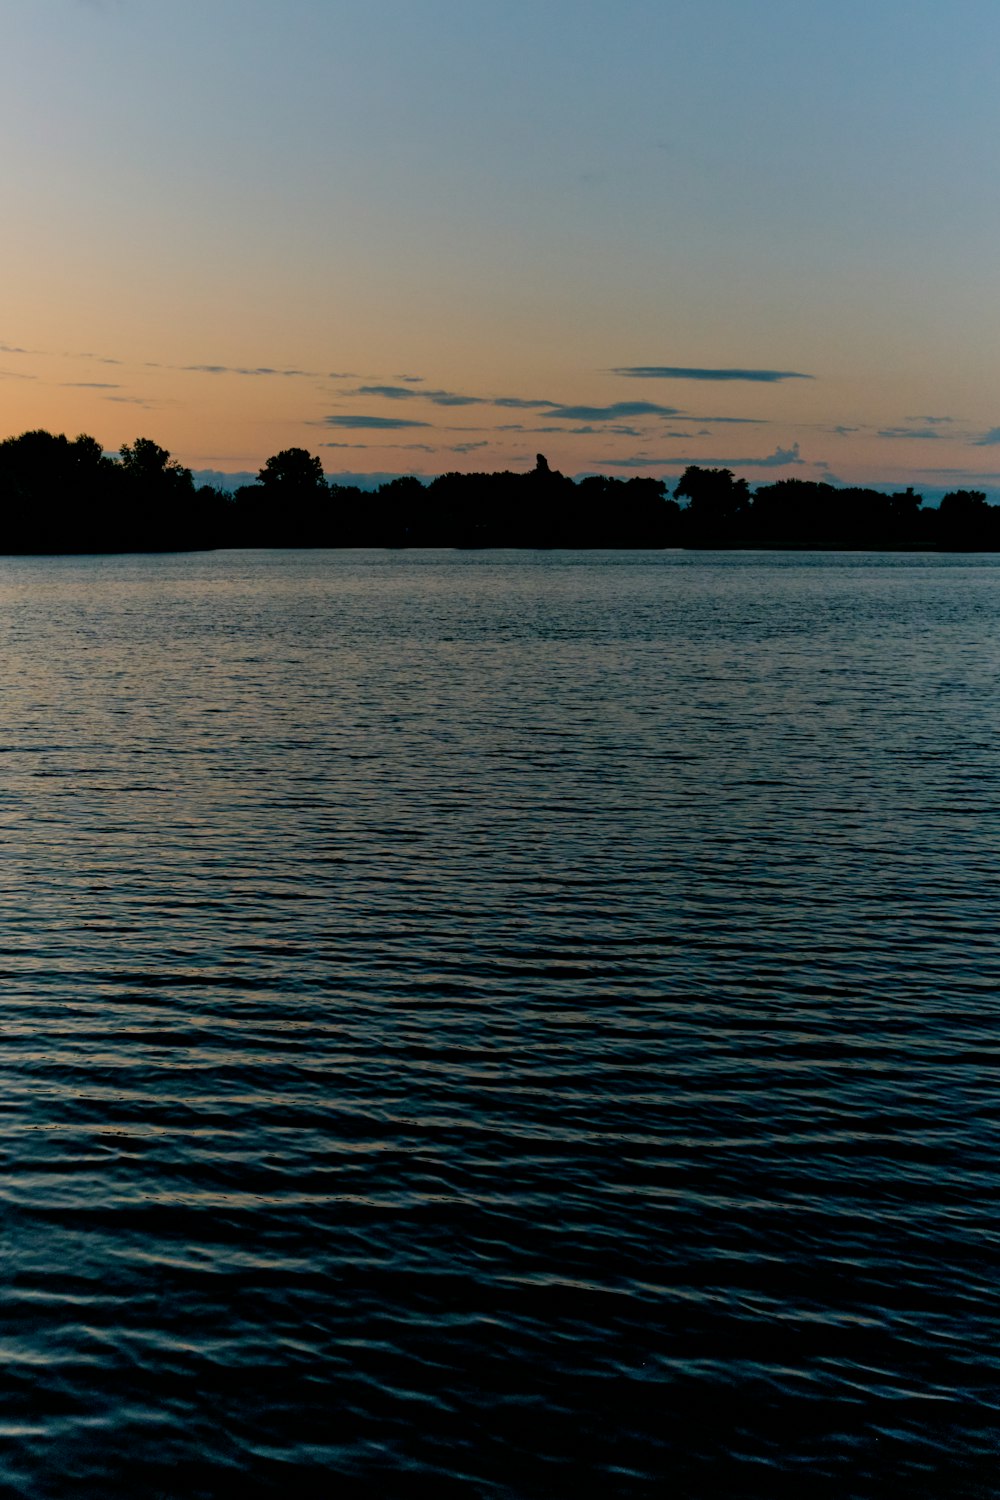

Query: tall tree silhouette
<box><xmin>257</xmin><ymin>447</ymin><xmax>326</xmax><ymax>497</ymax></box>
<box><xmin>675</xmin><ymin>465</ymin><xmax>750</xmax><ymax>543</ymax></box>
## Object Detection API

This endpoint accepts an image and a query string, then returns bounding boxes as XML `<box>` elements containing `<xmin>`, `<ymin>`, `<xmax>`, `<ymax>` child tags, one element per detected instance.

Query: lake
<box><xmin>2</xmin><ymin>548</ymin><xmax>999</xmax><ymax>1498</ymax></box>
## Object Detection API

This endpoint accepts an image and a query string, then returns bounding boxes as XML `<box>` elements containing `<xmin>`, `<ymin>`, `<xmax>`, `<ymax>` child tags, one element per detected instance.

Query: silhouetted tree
<box><xmin>937</xmin><ymin>489</ymin><xmax>998</xmax><ymax>549</ymax></box>
<box><xmin>257</xmin><ymin>447</ymin><xmax>326</xmax><ymax>496</ymax></box>
<box><xmin>676</xmin><ymin>466</ymin><xmax>751</xmax><ymax>543</ymax></box>
<box><xmin>118</xmin><ymin>437</ymin><xmax>192</xmax><ymax>493</ymax></box>
<box><xmin>0</xmin><ymin>428</ymin><xmax>118</xmax><ymax>550</ymax></box>
<box><xmin>751</xmin><ymin>477</ymin><xmax>837</xmax><ymax>545</ymax></box>
<box><xmin>233</xmin><ymin>447</ymin><xmax>331</xmax><ymax>545</ymax></box>
<box><xmin>374</xmin><ymin>475</ymin><xmax>427</xmax><ymax>544</ymax></box>
<box><xmin>114</xmin><ymin>437</ymin><xmax>202</xmax><ymax>549</ymax></box>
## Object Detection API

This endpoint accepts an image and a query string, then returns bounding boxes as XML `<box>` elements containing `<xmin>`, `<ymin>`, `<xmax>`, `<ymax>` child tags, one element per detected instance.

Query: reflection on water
<box><xmin>3</xmin><ymin>549</ymin><xmax>1000</xmax><ymax>1497</ymax></box>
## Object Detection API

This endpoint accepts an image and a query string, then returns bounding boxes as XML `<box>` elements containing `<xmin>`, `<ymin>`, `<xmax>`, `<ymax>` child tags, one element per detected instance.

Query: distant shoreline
<box><xmin>3</xmin><ymin>430</ymin><xmax>999</xmax><ymax>553</ymax></box>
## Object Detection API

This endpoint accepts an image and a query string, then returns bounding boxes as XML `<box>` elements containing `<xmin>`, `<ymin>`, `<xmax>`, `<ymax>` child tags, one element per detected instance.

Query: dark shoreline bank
<box><xmin>4</xmin><ymin>429</ymin><xmax>1000</xmax><ymax>553</ymax></box>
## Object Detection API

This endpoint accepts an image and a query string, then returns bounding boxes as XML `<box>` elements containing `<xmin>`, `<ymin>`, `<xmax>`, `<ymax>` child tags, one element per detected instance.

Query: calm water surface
<box><xmin>2</xmin><ymin>549</ymin><xmax>999</xmax><ymax>1497</ymax></box>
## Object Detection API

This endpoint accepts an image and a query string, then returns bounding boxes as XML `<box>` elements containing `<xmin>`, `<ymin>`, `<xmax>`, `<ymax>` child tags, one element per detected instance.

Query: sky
<box><xmin>4</xmin><ymin>0</ymin><xmax>1000</xmax><ymax>494</ymax></box>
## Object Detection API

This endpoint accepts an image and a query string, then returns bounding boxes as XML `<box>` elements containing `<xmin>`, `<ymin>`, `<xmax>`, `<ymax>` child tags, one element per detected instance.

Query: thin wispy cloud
<box><xmin>550</xmin><ymin>401</ymin><xmax>683</xmax><ymax>422</ymax></box>
<box><xmin>352</xmin><ymin>388</ymin><xmax>636</xmax><ymax>415</ymax></box>
<box><xmin>916</xmin><ymin>465</ymin><xmax>1000</xmax><ymax>480</ymax></box>
<box><xmin>971</xmin><ymin>428</ymin><xmax>1000</xmax><ymax>447</ymax></box>
<box><xmin>351</xmin><ymin>385</ymin><xmax>425</xmax><ymax>400</ymax></box>
<box><xmin>323</xmin><ymin>414</ymin><xmax>432</xmax><ymax>430</ymax></box>
<box><xmin>0</xmin><ymin>368</ymin><xmax>36</xmax><ymax>380</ymax></box>
<box><xmin>691</xmin><ymin>415</ymin><xmax>768</xmax><ymax>425</ymax></box>
<box><xmin>518</xmin><ymin>425</ymin><xmax>580</xmax><ymax>434</ymax></box>
<box><xmin>491</xmin><ymin>397</ymin><xmax>560</xmax><ymax>410</ymax></box>
<box><xmin>603</xmin><ymin>443</ymin><xmax>803</xmax><ymax>470</ymax></box>
<box><xmin>183</xmin><ymin>364</ymin><xmax>319</xmax><ymax>378</ymax></box>
<box><xmin>351</xmin><ymin>386</ymin><xmax>562</xmax><ymax>412</ymax></box>
<box><xmin>351</xmin><ymin>385</ymin><xmax>484</xmax><ymax>407</ymax></box>
<box><xmin>878</xmin><ymin>427</ymin><xmax>944</xmax><ymax>440</ymax></box>
<box><xmin>322</xmin><ymin>440</ymin><xmax>437</xmax><ymax>452</ymax></box>
<box><xmin>614</xmin><ymin>366</ymin><xmax>813</xmax><ymax>383</ymax></box>
<box><xmin>61</xmin><ymin>381</ymin><xmax>121</xmax><ymax>389</ymax></box>
<box><xmin>511</xmin><ymin>423</ymin><xmax>648</xmax><ymax>437</ymax></box>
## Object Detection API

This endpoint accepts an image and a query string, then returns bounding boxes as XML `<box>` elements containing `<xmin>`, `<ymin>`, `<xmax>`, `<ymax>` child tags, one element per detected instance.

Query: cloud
<box><xmin>690</xmin><ymin>415</ymin><xmax>767</xmax><ymax>425</ymax></box>
<box><xmin>426</xmin><ymin>391</ymin><xmax>484</xmax><ymax>407</ymax></box>
<box><xmin>321</xmin><ymin>441</ymin><xmax>437</xmax><ymax>452</ymax></box>
<box><xmin>614</xmin><ymin>366</ymin><xmax>812</xmax><ymax>383</ymax></box>
<box><xmin>450</xmin><ymin>440</ymin><xmax>489</xmax><ymax>453</ymax></box>
<box><xmin>562</xmin><ymin>423</ymin><xmax>647</xmax><ymax>435</ymax></box>
<box><xmin>323</xmin><ymin>414</ymin><xmax>432</xmax><ymax>430</ymax></box>
<box><xmin>548</xmin><ymin>401</ymin><xmax>683</xmax><ymax>421</ymax></box>
<box><xmin>492</xmin><ymin>396</ymin><xmax>560</xmax><ymax>410</ymax></box>
<box><xmin>603</xmin><ymin>443</ymin><xmax>804</xmax><ymax>470</ymax></box>
<box><xmin>330</xmin><ymin>382</ymin><xmax>777</xmax><ymax>429</ymax></box>
<box><xmin>328</xmin><ymin>471</ymin><xmax>424</xmax><ymax>490</ymax></box>
<box><xmin>0</xmin><ymin>368</ymin><xmax>36</xmax><ymax>380</ymax></box>
<box><xmin>351</xmin><ymin>384</ymin><xmax>484</xmax><ymax>407</ymax></box>
<box><xmin>909</xmin><ymin>415</ymin><xmax>953</xmax><ymax>424</ymax></box>
<box><xmin>395</xmin><ymin>374</ymin><xmax>424</xmax><ymax>383</ymax></box>
<box><xmin>914</xmin><ymin>465</ymin><xmax>1000</xmax><ymax>480</ymax></box>
<box><xmin>190</xmin><ymin>469</ymin><xmax>258</xmax><ymax>490</ymax></box>
<box><xmin>877</xmin><ymin>427</ymin><xmax>944</xmax><ymax>440</ymax></box>
<box><xmin>350</xmin><ymin>384</ymin><xmax>419</xmax><ymax>400</ymax></box>
<box><xmin>61</xmin><ymin>381</ymin><xmax>120</xmax><ymax>389</ymax></box>
<box><xmin>0</xmin><ymin>342</ymin><xmax>32</xmax><ymax>354</ymax></box>
<box><xmin>182</xmin><ymin>364</ymin><xmax>318</xmax><ymax>378</ymax></box>
<box><xmin>972</xmin><ymin>427</ymin><xmax>1000</xmax><ymax>446</ymax></box>
<box><xmin>341</xmin><ymin>386</ymin><xmax>688</xmax><ymax>420</ymax></box>
<box><xmin>508</xmin><ymin>422</ymin><xmax>650</xmax><ymax>437</ymax></box>
<box><xmin>351</xmin><ymin>384</ymin><xmax>580</xmax><ymax>411</ymax></box>
<box><xmin>832</xmin><ymin>425</ymin><xmax>858</xmax><ymax>436</ymax></box>
<box><xmin>733</xmin><ymin>443</ymin><xmax>804</xmax><ymax>467</ymax></box>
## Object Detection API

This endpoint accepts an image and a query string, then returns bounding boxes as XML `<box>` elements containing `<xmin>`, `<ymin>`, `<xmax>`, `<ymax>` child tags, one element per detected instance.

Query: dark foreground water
<box><xmin>2</xmin><ymin>549</ymin><xmax>999</xmax><ymax>1498</ymax></box>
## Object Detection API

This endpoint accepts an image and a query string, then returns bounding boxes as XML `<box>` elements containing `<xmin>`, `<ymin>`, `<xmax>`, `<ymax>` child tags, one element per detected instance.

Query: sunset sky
<box><xmin>4</xmin><ymin>0</ymin><xmax>1000</xmax><ymax>493</ymax></box>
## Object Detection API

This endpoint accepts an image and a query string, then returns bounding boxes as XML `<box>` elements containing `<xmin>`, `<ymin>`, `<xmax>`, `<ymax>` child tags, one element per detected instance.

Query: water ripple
<box><xmin>2</xmin><ymin>550</ymin><xmax>1000</xmax><ymax>1497</ymax></box>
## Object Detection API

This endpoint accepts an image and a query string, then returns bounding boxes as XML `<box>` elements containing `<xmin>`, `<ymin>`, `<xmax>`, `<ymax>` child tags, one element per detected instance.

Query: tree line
<box><xmin>2</xmin><ymin>428</ymin><xmax>999</xmax><ymax>552</ymax></box>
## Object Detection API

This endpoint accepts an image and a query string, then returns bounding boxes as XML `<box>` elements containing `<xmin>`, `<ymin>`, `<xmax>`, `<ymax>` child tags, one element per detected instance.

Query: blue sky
<box><xmin>3</xmin><ymin>0</ymin><xmax>1000</xmax><ymax>493</ymax></box>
